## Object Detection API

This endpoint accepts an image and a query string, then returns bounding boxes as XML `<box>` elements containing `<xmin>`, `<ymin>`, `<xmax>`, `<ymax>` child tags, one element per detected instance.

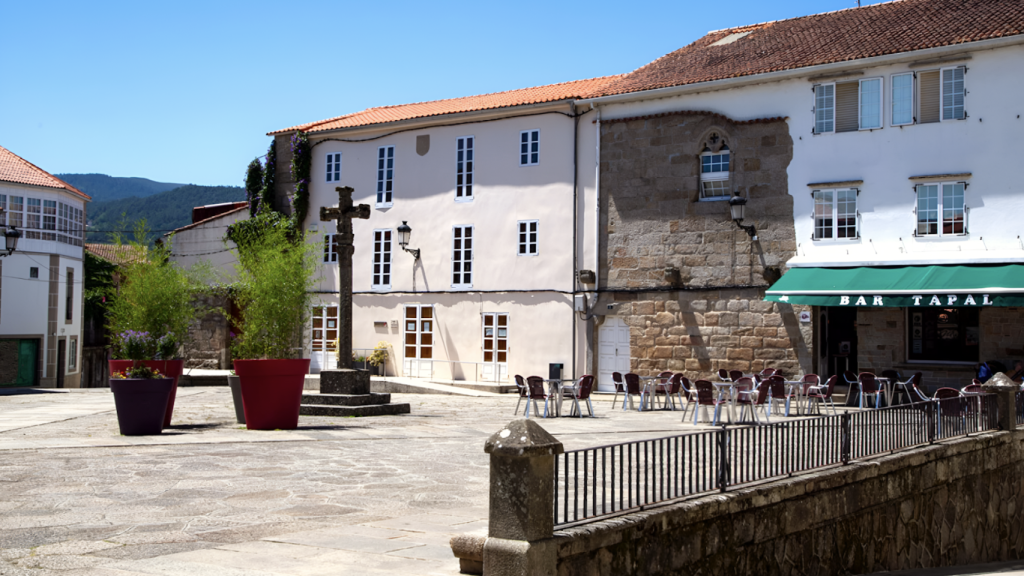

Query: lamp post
<box><xmin>728</xmin><ymin>193</ymin><xmax>757</xmax><ymax>240</ymax></box>
<box><xmin>396</xmin><ymin>221</ymin><xmax>421</xmax><ymax>260</ymax></box>
<box><xmin>1</xmin><ymin>206</ymin><xmax>20</xmax><ymax>258</ymax></box>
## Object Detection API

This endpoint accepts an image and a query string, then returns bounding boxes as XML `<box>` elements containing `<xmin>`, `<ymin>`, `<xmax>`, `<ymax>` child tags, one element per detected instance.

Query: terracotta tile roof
<box><xmin>165</xmin><ymin>204</ymin><xmax>248</xmax><ymax>236</ymax></box>
<box><xmin>269</xmin><ymin>76</ymin><xmax>622</xmax><ymax>135</ymax></box>
<box><xmin>601</xmin><ymin>0</ymin><xmax>1024</xmax><ymax>97</ymax></box>
<box><xmin>85</xmin><ymin>243</ymin><xmax>146</xmax><ymax>266</ymax></box>
<box><xmin>0</xmin><ymin>145</ymin><xmax>90</xmax><ymax>200</ymax></box>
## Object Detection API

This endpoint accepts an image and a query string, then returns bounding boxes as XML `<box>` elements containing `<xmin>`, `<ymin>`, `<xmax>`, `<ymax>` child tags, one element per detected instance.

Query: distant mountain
<box><xmin>87</xmin><ymin>184</ymin><xmax>246</xmax><ymax>243</ymax></box>
<box><xmin>56</xmin><ymin>174</ymin><xmax>186</xmax><ymax>203</ymax></box>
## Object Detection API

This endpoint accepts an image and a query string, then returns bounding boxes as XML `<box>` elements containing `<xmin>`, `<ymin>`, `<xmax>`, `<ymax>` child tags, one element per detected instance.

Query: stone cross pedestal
<box><xmin>319</xmin><ymin>186</ymin><xmax>370</xmax><ymax>370</ymax></box>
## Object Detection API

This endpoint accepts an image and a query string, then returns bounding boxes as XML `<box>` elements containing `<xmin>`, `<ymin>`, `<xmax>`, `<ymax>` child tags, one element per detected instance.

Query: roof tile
<box><xmin>0</xmin><ymin>145</ymin><xmax>90</xmax><ymax>200</ymax></box>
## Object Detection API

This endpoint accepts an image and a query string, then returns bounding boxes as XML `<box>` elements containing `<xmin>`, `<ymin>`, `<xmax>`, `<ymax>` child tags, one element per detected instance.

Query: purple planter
<box><xmin>110</xmin><ymin>378</ymin><xmax>173</xmax><ymax>436</ymax></box>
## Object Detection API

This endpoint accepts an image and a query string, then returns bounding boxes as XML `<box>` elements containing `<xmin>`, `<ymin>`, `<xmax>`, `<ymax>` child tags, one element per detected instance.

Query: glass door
<box><xmin>404</xmin><ymin>305</ymin><xmax>433</xmax><ymax>378</ymax></box>
<box><xmin>482</xmin><ymin>313</ymin><xmax>508</xmax><ymax>382</ymax></box>
<box><xmin>310</xmin><ymin>306</ymin><xmax>338</xmax><ymax>373</ymax></box>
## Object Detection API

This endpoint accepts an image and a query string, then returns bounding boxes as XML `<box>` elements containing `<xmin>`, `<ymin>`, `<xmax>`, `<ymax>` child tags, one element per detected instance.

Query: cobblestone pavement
<box><xmin>0</xmin><ymin>387</ymin><xmax>754</xmax><ymax>576</ymax></box>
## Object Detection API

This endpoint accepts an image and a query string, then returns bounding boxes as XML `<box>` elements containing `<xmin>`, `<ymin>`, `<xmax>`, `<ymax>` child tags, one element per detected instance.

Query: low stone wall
<box><xmin>554</xmin><ymin>431</ymin><xmax>1024</xmax><ymax>576</ymax></box>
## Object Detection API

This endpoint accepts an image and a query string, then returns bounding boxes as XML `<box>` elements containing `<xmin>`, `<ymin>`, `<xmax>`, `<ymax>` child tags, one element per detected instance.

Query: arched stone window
<box><xmin>699</xmin><ymin>131</ymin><xmax>730</xmax><ymax>200</ymax></box>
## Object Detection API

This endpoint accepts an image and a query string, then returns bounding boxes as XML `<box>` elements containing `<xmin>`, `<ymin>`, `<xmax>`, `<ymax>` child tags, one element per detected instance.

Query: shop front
<box><xmin>766</xmin><ymin>265</ymin><xmax>1024</xmax><ymax>391</ymax></box>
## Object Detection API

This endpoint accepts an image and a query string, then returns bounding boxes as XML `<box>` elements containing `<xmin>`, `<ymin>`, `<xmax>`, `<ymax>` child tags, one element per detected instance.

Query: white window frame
<box><xmin>323</xmin><ymin>233</ymin><xmax>338</xmax><ymax>264</ymax></box>
<box><xmin>452</xmin><ymin>225</ymin><xmax>473</xmax><ymax>288</ymax></box>
<box><xmin>68</xmin><ymin>336</ymin><xmax>78</xmax><ymax>372</ymax></box>
<box><xmin>858</xmin><ymin>77</ymin><xmax>883</xmax><ymax>130</ymax></box>
<box><xmin>699</xmin><ymin>149</ymin><xmax>731</xmax><ymax>200</ymax></box>
<box><xmin>376</xmin><ymin>146</ymin><xmax>394</xmax><ymax>207</ymax></box>
<box><xmin>915</xmin><ymin>181</ymin><xmax>967</xmax><ymax>237</ymax></box>
<box><xmin>940</xmin><ymin>65</ymin><xmax>966</xmax><ymax>122</ymax></box>
<box><xmin>814</xmin><ymin>83</ymin><xmax>835</xmax><ymax>134</ymax></box>
<box><xmin>372</xmin><ymin>229</ymin><xmax>393</xmax><ymax>289</ymax></box>
<box><xmin>520</xmin><ymin>129</ymin><xmax>540</xmax><ymax>166</ymax></box>
<box><xmin>812</xmin><ymin>188</ymin><xmax>859</xmax><ymax>240</ymax></box>
<box><xmin>0</xmin><ymin>194</ymin><xmax>5</xmax><ymax>226</ymax></box>
<box><xmin>326</xmin><ymin>152</ymin><xmax>341</xmax><ymax>182</ymax></box>
<box><xmin>5</xmin><ymin>195</ymin><xmax>22</xmax><ymax>228</ymax></box>
<box><xmin>891</xmin><ymin>72</ymin><xmax>915</xmax><ymax>126</ymax></box>
<box><xmin>517</xmin><ymin>220</ymin><xmax>538</xmax><ymax>256</ymax></box>
<box><xmin>456</xmin><ymin>136</ymin><xmax>474</xmax><ymax>201</ymax></box>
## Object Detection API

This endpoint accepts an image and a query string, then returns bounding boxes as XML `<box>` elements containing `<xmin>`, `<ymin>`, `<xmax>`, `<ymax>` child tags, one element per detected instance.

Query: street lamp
<box><xmin>2</xmin><ymin>226</ymin><xmax>21</xmax><ymax>257</ymax></box>
<box><xmin>396</xmin><ymin>221</ymin><xmax>421</xmax><ymax>260</ymax></box>
<box><xmin>728</xmin><ymin>193</ymin><xmax>757</xmax><ymax>240</ymax></box>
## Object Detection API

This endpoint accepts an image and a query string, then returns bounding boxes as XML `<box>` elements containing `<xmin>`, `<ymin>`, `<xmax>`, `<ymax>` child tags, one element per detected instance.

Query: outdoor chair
<box><xmin>676</xmin><ymin>374</ymin><xmax>695</xmax><ymax>420</ymax></box>
<box><xmin>962</xmin><ymin>383</ymin><xmax>983</xmax><ymax>394</ymax></box>
<box><xmin>801</xmin><ymin>374</ymin><xmax>820</xmax><ymax>396</ymax></box>
<box><xmin>736</xmin><ymin>379</ymin><xmax>771</xmax><ymax>424</ymax></box>
<box><xmin>906</xmin><ymin>372</ymin><xmax>929</xmax><ymax>403</ymax></box>
<box><xmin>524</xmin><ymin>376</ymin><xmax>549</xmax><ymax>418</ymax></box>
<box><xmin>651</xmin><ymin>371</ymin><xmax>674</xmax><ymax>409</ymax></box>
<box><xmin>729</xmin><ymin>370</ymin><xmax>745</xmax><ymax>382</ymax></box>
<box><xmin>652</xmin><ymin>372</ymin><xmax>684</xmax><ymax>411</ymax></box>
<box><xmin>806</xmin><ymin>375</ymin><xmax>838</xmax><ymax>415</ymax></box>
<box><xmin>566</xmin><ymin>375</ymin><xmax>596</xmax><ymax>417</ymax></box>
<box><xmin>933</xmin><ymin>388</ymin><xmax>967</xmax><ymax>435</ymax></box>
<box><xmin>691</xmin><ymin>380</ymin><xmax>727</xmax><ymax>425</ymax></box>
<box><xmin>513</xmin><ymin>375</ymin><xmax>529</xmax><ymax>415</ymax></box>
<box><xmin>610</xmin><ymin>372</ymin><xmax>625</xmax><ymax>407</ymax></box>
<box><xmin>759</xmin><ymin>368</ymin><xmax>776</xmax><ymax>378</ymax></box>
<box><xmin>718</xmin><ymin>369</ymin><xmax>732</xmax><ymax>382</ymax></box>
<box><xmin>859</xmin><ymin>372</ymin><xmax>883</xmax><ymax>409</ymax></box>
<box><xmin>767</xmin><ymin>375</ymin><xmax>795</xmax><ymax>416</ymax></box>
<box><xmin>843</xmin><ymin>370</ymin><xmax>861</xmax><ymax>406</ymax></box>
<box><xmin>623</xmin><ymin>373</ymin><xmax>643</xmax><ymax>411</ymax></box>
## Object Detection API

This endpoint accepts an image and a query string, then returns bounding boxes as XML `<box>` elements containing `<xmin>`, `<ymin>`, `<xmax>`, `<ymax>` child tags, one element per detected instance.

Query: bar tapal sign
<box><xmin>773</xmin><ymin>293</ymin><xmax>1005</xmax><ymax>307</ymax></box>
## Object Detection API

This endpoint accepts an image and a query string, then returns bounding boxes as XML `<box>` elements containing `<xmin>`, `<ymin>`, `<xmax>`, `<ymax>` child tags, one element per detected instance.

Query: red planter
<box><xmin>110</xmin><ymin>378</ymin><xmax>174</xmax><ymax>435</ymax></box>
<box><xmin>109</xmin><ymin>360</ymin><xmax>183</xmax><ymax>428</ymax></box>
<box><xmin>233</xmin><ymin>359</ymin><xmax>310</xmax><ymax>430</ymax></box>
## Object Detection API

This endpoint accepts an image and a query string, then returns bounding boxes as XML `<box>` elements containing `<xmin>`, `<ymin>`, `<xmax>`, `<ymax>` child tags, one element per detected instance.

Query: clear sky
<box><xmin>2</xmin><ymin>0</ymin><xmax>859</xmax><ymax>187</ymax></box>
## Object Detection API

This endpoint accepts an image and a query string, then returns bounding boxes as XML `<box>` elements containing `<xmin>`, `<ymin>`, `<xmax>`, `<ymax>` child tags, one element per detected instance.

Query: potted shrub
<box><xmin>368</xmin><ymin>341</ymin><xmax>390</xmax><ymax>377</ymax></box>
<box><xmin>229</xmin><ymin>214</ymin><xmax>320</xmax><ymax>430</ymax></box>
<box><xmin>109</xmin><ymin>331</ymin><xmax>174</xmax><ymax>435</ymax></box>
<box><xmin>106</xmin><ymin>225</ymin><xmax>210</xmax><ymax>428</ymax></box>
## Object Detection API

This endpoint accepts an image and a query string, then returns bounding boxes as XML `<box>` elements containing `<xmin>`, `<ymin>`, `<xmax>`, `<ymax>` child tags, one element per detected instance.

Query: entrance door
<box><xmin>0</xmin><ymin>339</ymin><xmax>38</xmax><ymax>387</ymax></box>
<box><xmin>56</xmin><ymin>339</ymin><xmax>66</xmax><ymax>388</ymax></box>
<box><xmin>481</xmin><ymin>313</ymin><xmax>508</xmax><ymax>382</ymax></box>
<box><xmin>597</xmin><ymin>316</ymin><xmax>631</xmax><ymax>392</ymax></box>
<box><xmin>822</xmin><ymin>306</ymin><xmax>857</xmax><ymax>379</ymax></box>
<box><xmin>403</xmin><ymin>305</ymin><xmax>433</xmax><ymax>378</ymax></box>
<box><xmin>310</xmin><ymin>305</ymin><xmax>338</xmax><ymax>373</ymax></box>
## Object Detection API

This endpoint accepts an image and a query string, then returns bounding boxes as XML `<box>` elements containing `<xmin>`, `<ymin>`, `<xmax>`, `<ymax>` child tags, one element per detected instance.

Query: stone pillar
<box><xmin>482</xmin><ymin>419</ymin><xmax>564</xmax><ymax>576</ymax></box>
<box><xmin>982</xmin><ymin>373</ymin><xmax>1018</xmax><ymax>431</ymax></box>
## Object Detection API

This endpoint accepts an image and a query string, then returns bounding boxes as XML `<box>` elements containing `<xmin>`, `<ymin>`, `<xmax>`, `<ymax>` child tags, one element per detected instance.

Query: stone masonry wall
<box><xmin>556</xmin><ymin>431</ymin><xmax>1024</xmax><ymax>576</ymax></box>
<box><xmin>857</xmin><ymin>307</ymin><xmax>1024</xmax><ymax>390</ymax></box>
<box><xmin>599</xmin><ymin>112</ymin><xmax>808</xmax><ymax>379</ymax></box>
<box><xmin>183</xmin><ymin>293</ymin><xmax>232</xmax><ymax>369</ymax></box>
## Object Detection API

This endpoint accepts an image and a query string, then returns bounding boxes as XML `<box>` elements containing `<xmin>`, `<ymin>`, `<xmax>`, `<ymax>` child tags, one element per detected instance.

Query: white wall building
<box><xmin>269</xmin><ymin>77</ymin><xmax>615</xmax><ymax>381</ymax></box>
<box><xmin>0</xmin><ymin>145</ymin><xmax>89</xmax><ymax>388</ymax></box>
<box><xmin>577</xmin><ymin>0</ymin><xmax>1024</xmax><ymax>387</ymax></box>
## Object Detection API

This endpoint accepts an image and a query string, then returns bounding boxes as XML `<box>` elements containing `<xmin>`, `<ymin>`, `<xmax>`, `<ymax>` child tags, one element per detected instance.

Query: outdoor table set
<box><xmin>513</xmin><ymin>374</ymin><xmax>596</xmax><ymax>418</ymax></box>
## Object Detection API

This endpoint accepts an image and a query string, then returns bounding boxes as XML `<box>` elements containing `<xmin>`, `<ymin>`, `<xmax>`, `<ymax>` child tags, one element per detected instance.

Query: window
<box><xmin>405</xmin><ymin>305</ymin><xmax>433</xmax><ymax>359</ymax></box>
<box><xmin>57</xmin><ymin>203</ymin><xmax>82</xmax><ymax>246</ymax></box>
<box><xmin>372</xmin><ymin>229</ymin><xmax>392</xmax><ymax>289</ymax></box>
<box><xmin>891</xmin><ymin>73</ymin><xmax>914</xmax><ymax>126</ymax></box>
<box><xmin>68</xmin><ymin>336</ymin><xmax>78</xmax><ymax>371</ymax></box>
<box><xmin>517</xmin><ymin>220</ymin><xmax>538</xmax><ymax>255</ymax></box>
<box><xmin>26</xmin><ymin>198</ymin><xmax>41</xmax><ymax>231</ymax></box>
<box><xmin>812</xmin><ymin>188</ymin><xmax>858</xmax><ymax>239</ymax></box>
<box><xmin>323</xmin><ymin>234</ymin><xmax>338</xmax><ymax>263</ymax></box>
<box><xmin>66</xmin><ymin>268</ymin><xmax>73</xmax><ymax>322</ymax></box>
<box><xmin>452</xmin><ymin>225</ymin><xmax>473</xmax><ymax>287</ymax></box>
<box><xmin>941</xmin><ymin>66</ymin><xmax>965</xmax><ymax>121</ymax></box>
<box><xmin>815</xmin><ymin>79</ymin><xmax>883</xmax><ymax>133</ymax></box>
<box><xmin>0</xmin><ymin>194</ymin><xmax>5</xmax><ymax>226</ymax></box>
<box><xmin>700</xmin><ymin>146</ymin><xmax>730</xmax><ymax>199</ymax></box>
<box><xmin>311</xmin><ymin>306</ymin><xmax>339</xmax><ymax>358</ymax></box>
<box><xmin>29</xmin><ymin>267</ymin><xmax>38</xmax><ymax>279</ymax></box>
<box><xmin>908</xmin><ymin>307</ymin><xmax>978</xmax><ymax>363</ymax></box>
<box><xmin>326</xmin><ymin>152</ymin><xmax>341</xmax><ymax>182</ymax></box>
<box><xmin>859</xmin><ymin>78</ymin><xmax>882</xmax><ymax>129</ymax></box>
<box><xmin>376</xmin><ymin>146</ymin><xmax>394</xmax><ymax>206</ymax></box>
<box><xmin>520</xmin><ymin>130</ymin><xmax>539</xmax><ymax>166</ymax></box>
<box><xmin>456</xmin><ymin>136</ymin><xmax>474</xmax><ymax>200</ymax></box>
<box><xmin>482</xmin><ymin>313</ymin><xmax>508</xmax><ymax>365</ymax></box>
<box><xmin>916</xmin><ymin>182</ymin><xmax>966</xmax><ymax>236</ymax></box>
<box><xmin>6</xmin><ymin>196</ymin><xmax>22</xmax><ymax>228</ymax></box>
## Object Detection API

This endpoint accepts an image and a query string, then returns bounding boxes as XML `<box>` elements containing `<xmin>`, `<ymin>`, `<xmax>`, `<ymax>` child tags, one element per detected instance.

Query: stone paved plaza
<box><xmin>0</xmin><ymin>386</ymin><xmax>753</xmax><ymax>576</ymax></box>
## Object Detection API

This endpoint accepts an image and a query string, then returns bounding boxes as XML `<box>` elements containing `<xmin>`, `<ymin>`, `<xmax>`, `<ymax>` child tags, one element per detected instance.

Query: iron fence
<box><xmin>554</xmin><ymin>395</ymin><xmax>1000</xmax><ymax>528</ymax></box>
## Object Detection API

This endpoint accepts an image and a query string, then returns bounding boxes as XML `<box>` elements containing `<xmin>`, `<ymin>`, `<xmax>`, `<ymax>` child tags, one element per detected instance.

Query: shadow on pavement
<box><xmin>0</xmin><ymin>388</ymin><xmax>70</xmax><ymax>396</ymax></box>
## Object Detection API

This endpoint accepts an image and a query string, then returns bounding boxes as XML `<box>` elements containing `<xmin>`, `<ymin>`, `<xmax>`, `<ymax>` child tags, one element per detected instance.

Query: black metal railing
<box><xmin>553</xmin><ymin>395</ymin><xmax>999</xmax><ymax>528</ymax></box>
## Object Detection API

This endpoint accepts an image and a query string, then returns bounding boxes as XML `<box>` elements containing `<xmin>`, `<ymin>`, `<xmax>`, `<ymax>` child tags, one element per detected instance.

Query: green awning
<box><xmin>765</xmin><ymin>265</ymin><xmax>1024</xmax><ymax>307</ymax></box>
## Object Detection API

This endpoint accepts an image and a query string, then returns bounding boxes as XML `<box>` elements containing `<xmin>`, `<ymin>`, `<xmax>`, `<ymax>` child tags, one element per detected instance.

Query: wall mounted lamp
<box><xmin>728</xmin><ymin>193</ymin><xmax>758</xmax><ymax>241</ymax></box>
<box><xmin>396</xmin><ymin>221</ymin><xmax>421</xmax><ymax>260</ymax></box>
<box><xmin>0</xmin><ymin>209</ymin><xmax>21</xmax><ymax>258</ymax></box>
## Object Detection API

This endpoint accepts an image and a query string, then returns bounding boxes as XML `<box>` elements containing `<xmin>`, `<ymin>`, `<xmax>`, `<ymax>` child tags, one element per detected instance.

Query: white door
<box><xmin>481</xmin><ymin>313</ymin><xmax>508</xmax><ymax>382</ymax></box>
<box><xmin>403</xmin><ymin>305</ymin><xmax>433</xmax><ymax>378</ymax></box>
<box><xmin>597</xmin><ymin>316</ymin><xmax>631</xmax><ymax>392</ymax></box>
<box><xmin>310</xmin><ymin>306</ymin><xmax>338</xmax><ymax>374</ymax></box>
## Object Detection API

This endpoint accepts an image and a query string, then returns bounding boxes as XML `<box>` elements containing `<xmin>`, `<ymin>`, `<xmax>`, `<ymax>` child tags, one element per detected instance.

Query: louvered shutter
<box><xmin>918</xmin><ymin>71</ymin><xmax>940</xmax><ymax>124</ymax></box>
<box><xmin>835</xmin><ymin>82</ymin><xmax>859</xmax><ymax>132</ymax></box>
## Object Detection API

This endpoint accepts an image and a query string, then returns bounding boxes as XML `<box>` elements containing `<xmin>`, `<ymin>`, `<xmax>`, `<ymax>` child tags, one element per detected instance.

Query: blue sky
<box><xmin>2</xmin><ymin>0</ymin><xmax>859</xmax><ymax>187</ymax></box>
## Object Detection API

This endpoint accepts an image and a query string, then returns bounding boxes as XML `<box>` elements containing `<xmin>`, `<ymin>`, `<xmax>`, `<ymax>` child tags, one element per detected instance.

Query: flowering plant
<box><xmin>368</xmin><ymin>341</ymin><xmax>390</xmax><ymax>367</ymax></box>
<box><xmin>111</xmin><ymin>366</ymin><xmax>164</xmax><ymax>380</ymax></box>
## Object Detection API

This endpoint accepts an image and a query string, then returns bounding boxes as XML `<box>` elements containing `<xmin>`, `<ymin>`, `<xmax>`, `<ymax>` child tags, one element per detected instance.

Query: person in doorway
<box><xmin>1003</xmin><ymin>360</ymin><xmax>1024</xmax><ymax>384</ymax></box>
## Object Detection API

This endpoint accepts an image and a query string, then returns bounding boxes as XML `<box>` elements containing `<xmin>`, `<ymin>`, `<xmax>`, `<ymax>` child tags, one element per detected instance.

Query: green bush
<box><xmin>231</xmin><ymin>219</ymin><xmax>321</xmax><ymax>359</ymax></box>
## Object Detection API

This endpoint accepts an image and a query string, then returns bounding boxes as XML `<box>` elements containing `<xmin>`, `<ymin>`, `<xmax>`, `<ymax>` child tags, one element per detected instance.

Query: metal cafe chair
<box><xmin>736</xmin><ymin>379</ymin><xmax>771</xmax><ymax>424</ymax></box>
<box><xmin>513</xmin><ymin>375</ymin><xmax>529</xmax><ymax>415</ymax></box>
<box><xmin>524</xmin><ymin>376</ymin><xmax>549</xmax><ymax>418</ymax></box>
<box><xmin>610</xmin><ymin>372</ymin><xmax>625</xmax><ymax>407</ymax></box>
<box><xmin>767</xmin><ymin>375</ymin><xmax>795</xmax><ymax>416</ymax></box>
<box><xmin>859</xmin><ymin>373</ymin><xmax>883</xmax><ymax>409</ymax></box>
<box><xmin>806</xmin><ymin>375</ymin><xmax>839</xmax><ymax>415</ymax></box>
<box><xmin>650</xmin><ymin>371</ymin><xmax>674</xmax><ymax>409</ymax></box>
<box><xmin>623</xmin><ymin>373</ymin><xmax>643</xmax><ymax>411</ymax></box>
<box><xmin>718</xmin><ymin>368</ymin><xmax>732</xmax><ymax>383</ymax></box>
<box><xmin>676</xmin><ymin>374</ymin><xmax>695</xmax><ymax>420</ymax></box>
<box><xmin>691</xmin><ymin>380</ymin><xmax>728</xmax><ymax>425</ymax></box>
<box><xmin>566</xmin><ymin>375</ymin><xmax>596</xmax><ymax>417</ymax></box>
<box><xmin>729</xmin><ymin>370</ymin><xmax>745</xmax><ymax>383</ymax></box>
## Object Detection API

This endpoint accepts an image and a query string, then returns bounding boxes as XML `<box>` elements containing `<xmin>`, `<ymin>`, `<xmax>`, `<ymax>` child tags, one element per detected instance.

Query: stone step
<box><xmin>299</xmin><ymin>403</ymin><xmax>411</xmax><ymax>417</ymax></box>
<box><xmin>301</xmin><ymin>393</ymin><xmax>392</xmax><ymax>406</ymax></box>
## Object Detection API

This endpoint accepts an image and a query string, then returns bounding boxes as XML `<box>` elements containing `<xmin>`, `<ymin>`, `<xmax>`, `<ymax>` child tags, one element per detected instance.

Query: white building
<box><xmin>268</xmin><ymin>77</ymin><xmax>616</xmax><ymax>381</ymax></box>
<box><xmin>0</xmin><ymin>145</ymin><xmax>89</xmax><ymax>387</ymax></box>
<box><xmin>577</xmin><ymin>0</ymin><xmax>1024</xmax><ymax>388</ymax></box>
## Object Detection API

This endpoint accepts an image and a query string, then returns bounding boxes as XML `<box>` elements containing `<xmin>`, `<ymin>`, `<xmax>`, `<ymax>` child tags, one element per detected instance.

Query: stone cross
<box><xmin>320</xmin><ymin>186</ymin><xmax>370</xmax><ymax>369</ymax></box>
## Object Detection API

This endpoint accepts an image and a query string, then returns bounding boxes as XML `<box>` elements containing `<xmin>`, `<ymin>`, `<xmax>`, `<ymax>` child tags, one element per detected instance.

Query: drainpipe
<box><xmin>593</xmin><ymin>103</ymin><xmax>601</xmax><ymax>306</ymax></box>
